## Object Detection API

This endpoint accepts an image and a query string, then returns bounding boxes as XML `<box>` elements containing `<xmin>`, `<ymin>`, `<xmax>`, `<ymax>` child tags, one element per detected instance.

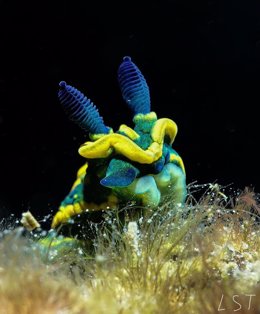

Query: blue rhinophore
<box><xmin>118</xmin><ymin>56</ymin><xmax>151</xmax><ymax>115</ymax></box>
<box><xmin>58</xmin><ymin>81</ymin><xmax>109</xmax><ymax>134</ymax></box>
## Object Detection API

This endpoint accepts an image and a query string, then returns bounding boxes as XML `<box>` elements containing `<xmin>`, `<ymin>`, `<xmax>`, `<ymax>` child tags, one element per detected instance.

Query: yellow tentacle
<box><xmin>118</xmin><ymin>124</ymin><xmax>140</xmax><ymax>140</ymax></box>
<box><xmin>78</xmin><ymin>133</ymin><xmax>163</xmax><ymax>164</ymax></box>
<box><xmin>151</xmin><ymin>118</ymin><xmax>178</xmax><ymax>145</ymax></box>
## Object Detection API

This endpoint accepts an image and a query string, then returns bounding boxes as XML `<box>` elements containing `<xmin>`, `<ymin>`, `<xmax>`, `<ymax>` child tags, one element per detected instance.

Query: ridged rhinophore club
<box><xmin>118</xmin><ymin>56</ymin><xmax>151</xmax><ymax>114</ymax></box>
<box><xmin>58</xmin><ymin>81</ymin><xmax>109</xmax><ymax>134</ymax></box>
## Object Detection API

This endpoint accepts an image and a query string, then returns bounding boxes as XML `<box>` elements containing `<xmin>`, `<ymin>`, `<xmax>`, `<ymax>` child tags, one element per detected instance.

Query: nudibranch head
<box><xmin>54</xmin><ymin>56</ymin><xmax>186</xmax><ymax>227</ymax></box>
<box><xmin>78</xmin><ymin>111</ymin><xmax>178</xmax><ymax>165</ymax></box>
<box><xmin>58</xmin><ymin>56</ymin><xmax>182</xmax><ymax>175</ymax></box>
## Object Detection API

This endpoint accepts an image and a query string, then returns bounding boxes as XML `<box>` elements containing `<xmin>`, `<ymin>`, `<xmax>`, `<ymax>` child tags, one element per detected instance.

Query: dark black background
<box><xmin>0</xmin><ymin>0</ymin><xmax>259</xmax><ymax>220</ymax></box>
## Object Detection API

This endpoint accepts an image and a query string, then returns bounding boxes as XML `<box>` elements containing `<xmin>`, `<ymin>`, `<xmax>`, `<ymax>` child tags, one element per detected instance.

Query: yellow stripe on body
<box><xmin>170</xmin><ymin>153</ymin><xmax>185</xmax><ymax>174</ymax></box>
<box><xmin>51</xmin><ymin>195</ymin><xmax>118</xmax><ymax>228</ymax></box>
<box><xmin>70</xmin><ymin>162</ymin><xmax>88</xmax><ymax>190</ymax></box>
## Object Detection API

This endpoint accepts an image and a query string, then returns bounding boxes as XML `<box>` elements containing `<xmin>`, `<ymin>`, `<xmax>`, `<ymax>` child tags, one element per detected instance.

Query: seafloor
<box><xmin>0</xmin><ymin>183</ymin><xmax>259</xmax><ymax>314</ymax></box>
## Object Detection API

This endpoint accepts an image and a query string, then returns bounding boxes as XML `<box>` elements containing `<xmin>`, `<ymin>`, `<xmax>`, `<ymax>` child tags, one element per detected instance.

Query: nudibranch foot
<box><xmin>154</xmin><ymin>163</ymin><xmax>187</xmax><ymax>204</ymax></box>
<box><xmin>134</xmin><ymin>176</ymin><xmax>161</xmax><ymax>207</ymax></box>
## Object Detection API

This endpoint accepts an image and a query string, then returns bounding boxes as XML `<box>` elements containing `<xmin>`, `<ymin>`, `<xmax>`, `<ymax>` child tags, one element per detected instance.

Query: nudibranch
<box><xmin>51</xmin><ymin>56</ymin><xmax>186</xmax><ymax>228</ymax></box>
